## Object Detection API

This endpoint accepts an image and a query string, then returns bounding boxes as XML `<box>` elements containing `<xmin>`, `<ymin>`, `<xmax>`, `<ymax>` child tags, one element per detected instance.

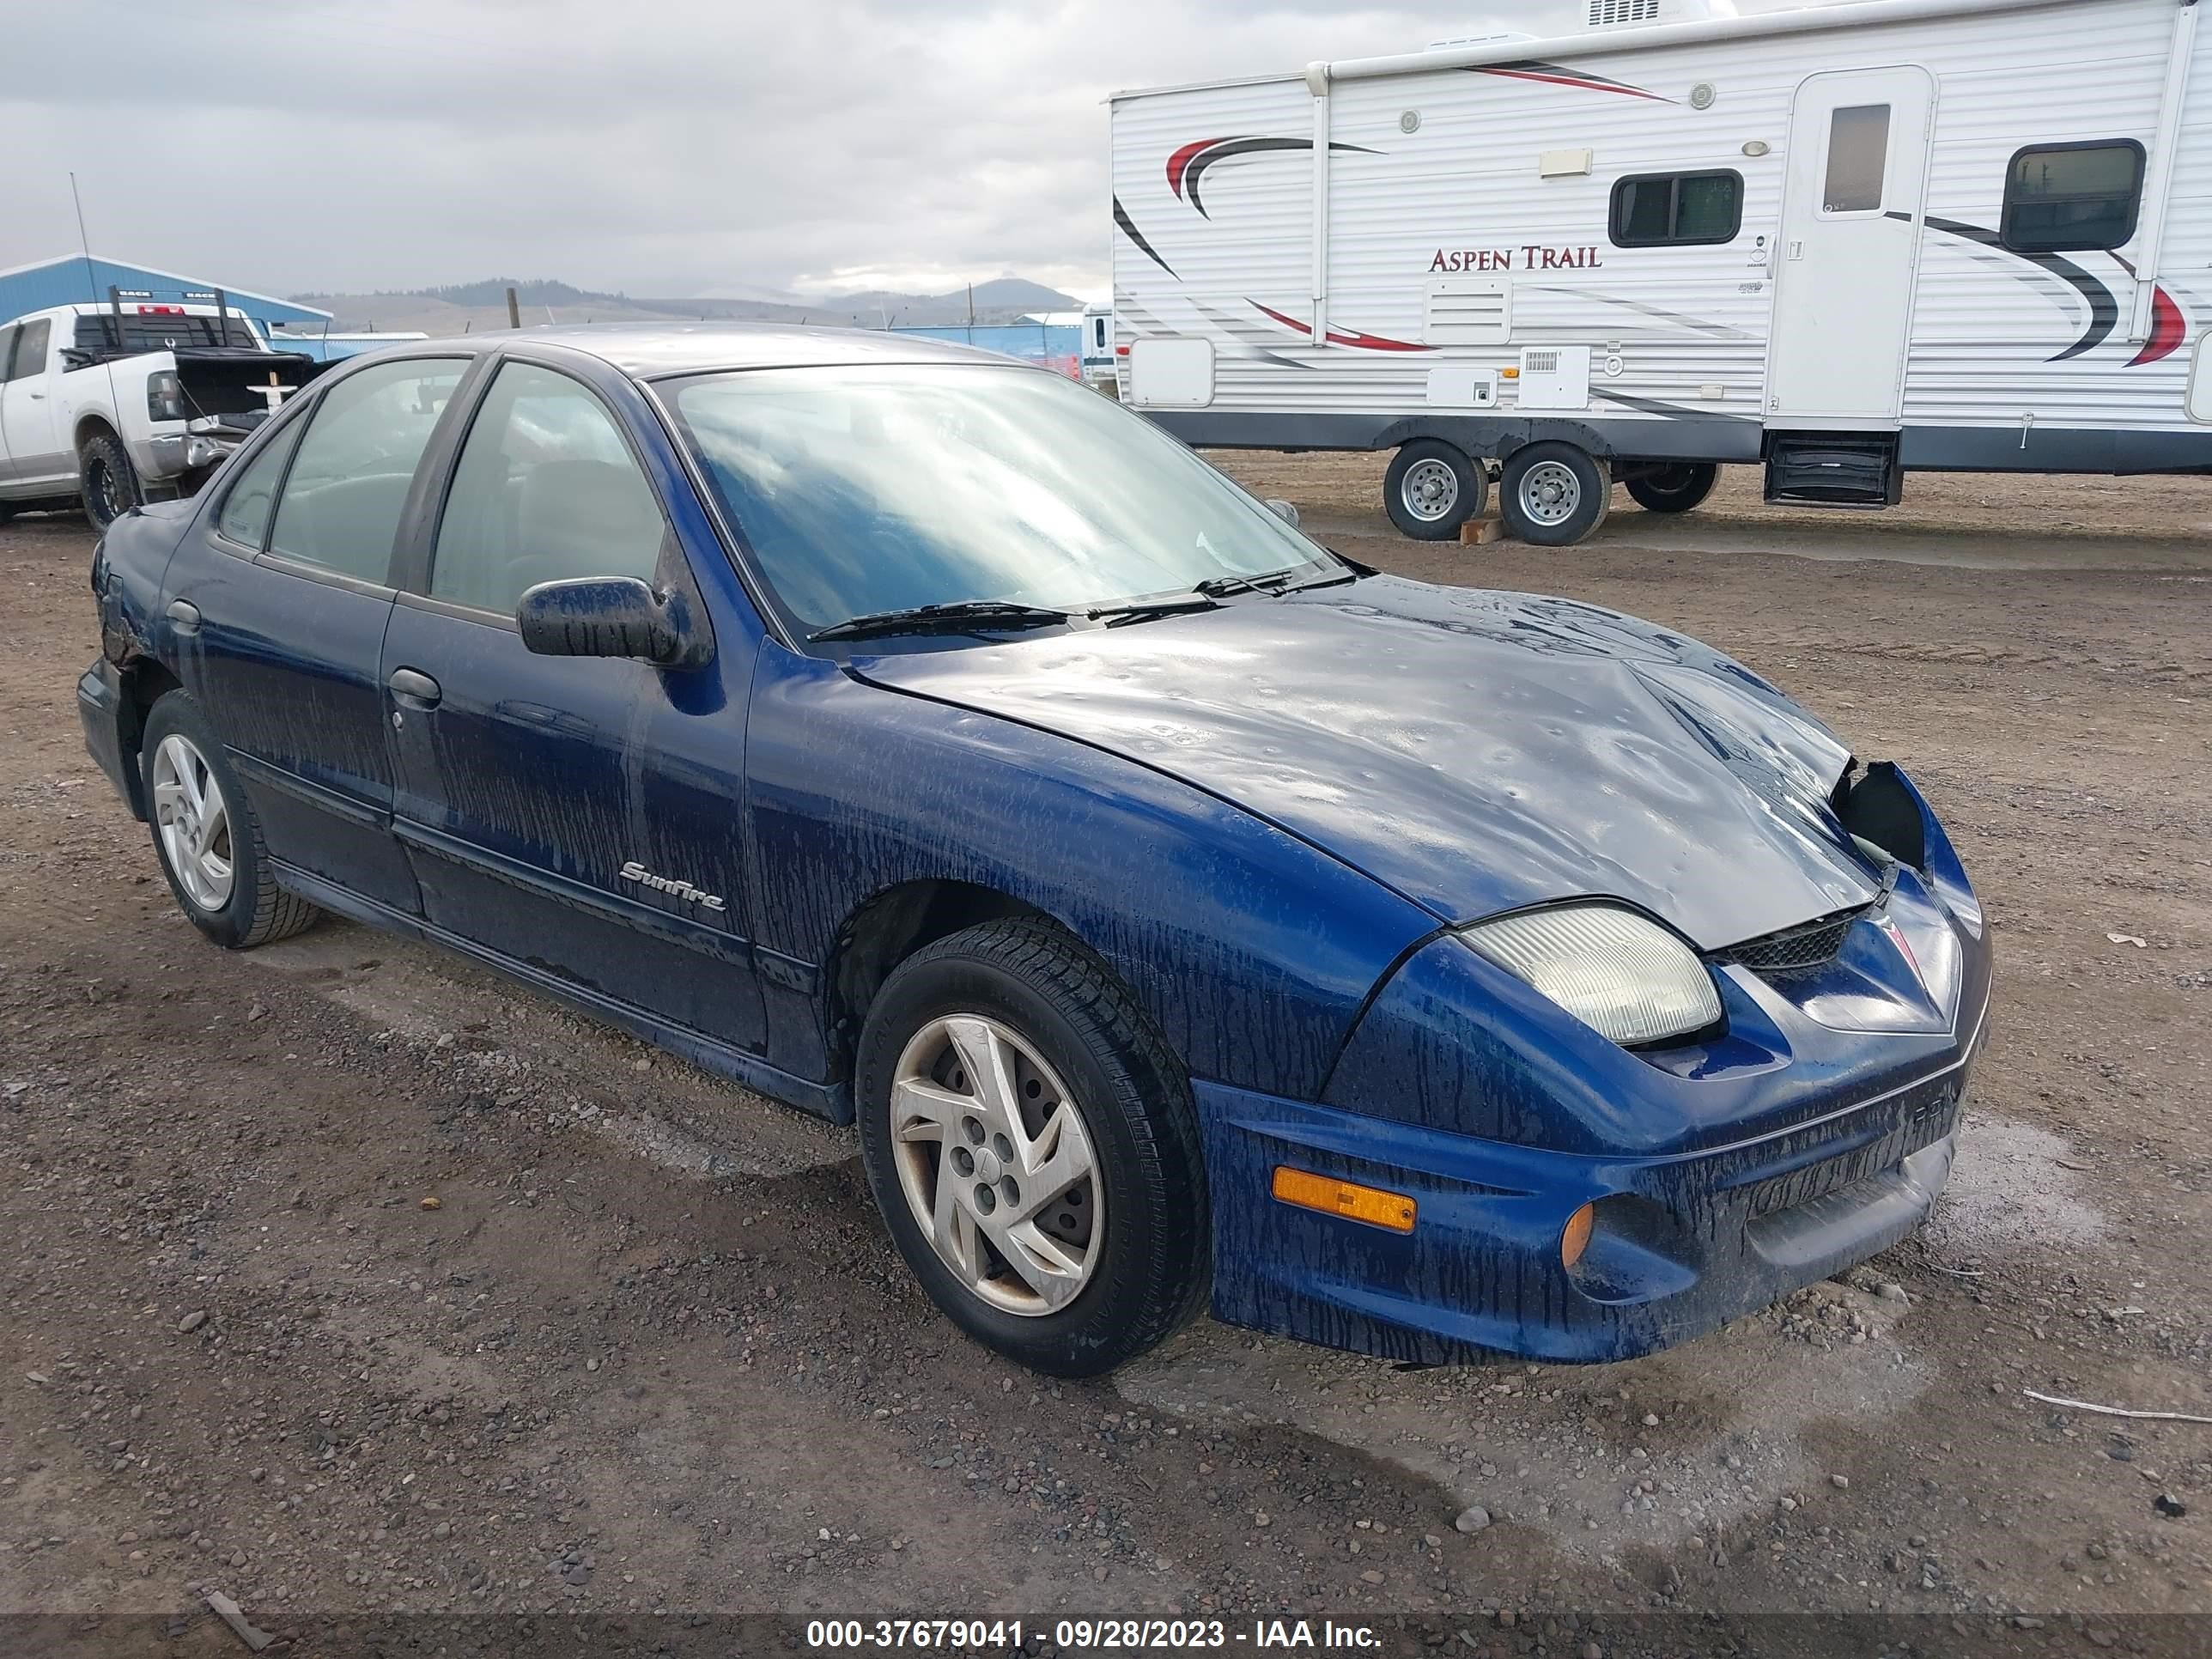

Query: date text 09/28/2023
<box><xmin>804</xmin><ymin>1618</ymin><xmax>1384</xmax><ymax>1650</ymax></box>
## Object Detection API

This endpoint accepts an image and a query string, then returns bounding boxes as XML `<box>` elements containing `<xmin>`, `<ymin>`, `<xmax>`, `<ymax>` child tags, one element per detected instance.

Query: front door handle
<box><xmin>387</xmin><ymin>666</ymin><xmax>442</xmax><ymax>708</ymax></box>
<box><xmin>166</xmin><ymin>598</ymin><xmax>202</xmax><ymax>632</ymax></box>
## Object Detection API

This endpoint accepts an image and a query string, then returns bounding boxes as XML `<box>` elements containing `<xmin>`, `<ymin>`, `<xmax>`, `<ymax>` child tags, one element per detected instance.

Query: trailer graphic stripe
<box><xmin>1168</xmin><ymin>137</ymin><xmax>1382</xmax><ymax>219</ymax></box>
<box><xmin>1113</xmin><ymin>198</ymin><xmax>1178</xmax><ymax>279</ymax></box>
<box><xmin>1471</xmin><ymin>62</ymin><xmax>1671</xmax><ymax>102</ymax></box>
<box><xmin>1249</xmin><ymin>301</ymin><xmax>1433</xmax><ymax>353</ymax></box>
<box><xmin>1914</xmin><ymin>214</ymin><xmax>2118</xmax><ymax>362</ymax></box>
<box><xmin>2128</xmin><ymin>285</ymin><xmax>2187</xmax><ymax>368</ymax></box>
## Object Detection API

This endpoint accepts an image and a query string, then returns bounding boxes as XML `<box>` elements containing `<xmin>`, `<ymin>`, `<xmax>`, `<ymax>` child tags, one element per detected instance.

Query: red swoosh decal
<box><xmin>1478</xmin><ymin>67</ymin><xmax>1667</xmax><ymax>100</ymax></box>
<box><xmin>1167</xmin><ymin>137</ymin><xmax>1220</xmax><ymax>201</ymax></box>
<box><xmin>2128</xmin><ymin>285</ymin><xmax>2186</xmax><ymax>366</ymax></box>
<box><xmin>1250</xmin><ymin>301</ymin><xmax>1433</xmax><ymax>352</ymax></box>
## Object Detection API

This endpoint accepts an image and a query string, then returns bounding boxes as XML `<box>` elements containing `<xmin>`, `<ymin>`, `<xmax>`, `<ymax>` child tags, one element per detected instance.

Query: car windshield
<box><xmin>666</xmin><ymin>363</ymin><xmax>1341</xmax><ymax>634</ymax></box>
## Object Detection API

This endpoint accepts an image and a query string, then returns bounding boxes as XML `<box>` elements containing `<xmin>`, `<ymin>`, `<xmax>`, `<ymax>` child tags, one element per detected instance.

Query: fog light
<box><xmin>1271</xmin><ymin>1166</ymin><xmax>1415</xmax><ymax>1233</ymax></box>
<box><xmin>1561</xmin><ymin>1202</ymin><xmax>1595</xmax><ymax>1267</ymax></box>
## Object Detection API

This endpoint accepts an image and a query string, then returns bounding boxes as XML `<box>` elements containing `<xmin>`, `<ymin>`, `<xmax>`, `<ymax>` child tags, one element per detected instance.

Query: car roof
<box><xmin>447</xmin><ymin>321</ymin><xmax>1022</xmax><ymax>380</ymax></box>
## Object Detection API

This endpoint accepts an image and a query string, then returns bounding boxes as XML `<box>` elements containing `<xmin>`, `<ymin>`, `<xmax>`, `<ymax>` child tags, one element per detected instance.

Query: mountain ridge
<box><xmin>288</xmin><ymin>276</ymin><xmax>1084</xmax><ymax>335</ymax></box>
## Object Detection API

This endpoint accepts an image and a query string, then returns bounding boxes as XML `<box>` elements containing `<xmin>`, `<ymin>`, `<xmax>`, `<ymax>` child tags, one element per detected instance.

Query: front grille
<box><xmin>1719</xmin><ymin>905</ymin><xmax>1867</xmax><ymax>977</ymax></box>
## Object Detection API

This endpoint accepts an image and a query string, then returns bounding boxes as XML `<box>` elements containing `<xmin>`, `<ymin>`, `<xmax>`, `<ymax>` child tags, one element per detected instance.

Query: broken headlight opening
<box><xmin>1462</xmin><ymin>903</ymin><xmax>1723</xmax><ymax>1048</ymax></box>
<box><xmin>1832</xmin><ymin>759</ymin><xmax>1927</xmax><ymax>871</ymax></box>
<box><xmin>145</xmin><ymin>370</ymin><xmax>188</xmax><ymax>424</ymax></box>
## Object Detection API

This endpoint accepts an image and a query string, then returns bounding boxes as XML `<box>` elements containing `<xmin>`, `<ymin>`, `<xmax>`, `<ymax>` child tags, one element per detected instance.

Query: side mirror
<box><xmin>515</xmin><ymin>576</ymin><xmax>714</xmax><ymax>668</ymax></box>
<box><xmin>1264</xmin><ymin>498</ymin><xmax>1300</xmax><ymax>527</ymax></box>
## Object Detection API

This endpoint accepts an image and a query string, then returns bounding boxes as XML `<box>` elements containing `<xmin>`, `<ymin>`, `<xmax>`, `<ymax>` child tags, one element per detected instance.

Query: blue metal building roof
<box><xmin>0</xmin><ymin>254</ymin><xmax>331</xmax><ymax>337</ymax></box>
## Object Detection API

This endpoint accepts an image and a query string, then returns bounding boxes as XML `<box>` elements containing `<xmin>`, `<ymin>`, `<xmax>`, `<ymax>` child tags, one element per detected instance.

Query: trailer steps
<box><xmin>1764</xmin><ymin>434</ymin><xmax>1902</xmax><ymax>508</ymax></box>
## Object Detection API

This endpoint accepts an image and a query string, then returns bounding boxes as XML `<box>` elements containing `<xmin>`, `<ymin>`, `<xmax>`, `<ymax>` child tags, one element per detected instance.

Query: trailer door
<box><xmin>1767</xmin><ymin>66</ymin><xmax>1935</xmax><ymax>424</ymax></box>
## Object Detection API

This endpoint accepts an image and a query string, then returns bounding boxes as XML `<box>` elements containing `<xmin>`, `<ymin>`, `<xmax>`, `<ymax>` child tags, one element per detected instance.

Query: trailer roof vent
<box><xmin>1588</xmin><ymin>0</ymin><xmax>1663</xmax><ymax>27</ymax></box>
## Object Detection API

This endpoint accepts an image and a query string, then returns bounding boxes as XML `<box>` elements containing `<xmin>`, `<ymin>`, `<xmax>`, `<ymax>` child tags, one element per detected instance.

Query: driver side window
<box><xmin>429</xmin><ymin>362</ymin><xmax>667</xmax><ymax>617</ymax></box>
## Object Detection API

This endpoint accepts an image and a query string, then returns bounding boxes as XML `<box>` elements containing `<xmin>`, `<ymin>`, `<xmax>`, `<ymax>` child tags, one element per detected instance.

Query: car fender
<box><xmin>744</xmin><ymin>644</ymin><xmax>1437</xmax><ymax>1103</ymax></box>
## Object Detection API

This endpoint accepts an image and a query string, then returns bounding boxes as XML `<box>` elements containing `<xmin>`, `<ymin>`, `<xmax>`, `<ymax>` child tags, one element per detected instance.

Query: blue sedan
<box><xmin>78</xmin><ymin>325</ymin><xmax>1990</xmax><ymax>1376</ymax></box>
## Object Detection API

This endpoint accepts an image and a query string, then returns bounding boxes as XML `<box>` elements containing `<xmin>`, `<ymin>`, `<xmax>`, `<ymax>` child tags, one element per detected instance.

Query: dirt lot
<box><xmin>3</xmin><ymin>459</ymin><xmax>2209</xmax><ymax>1656</ymax></box>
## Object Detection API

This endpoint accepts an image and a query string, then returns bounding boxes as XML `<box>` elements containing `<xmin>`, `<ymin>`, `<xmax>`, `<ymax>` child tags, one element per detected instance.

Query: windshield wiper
<box><xmin>808</xmin><ymin>600</ymin><xmax>1072</xmax><ymax>642</ymax></box>
<box><xmin>1087</xmin><ymin>595</ymin><xmax>1224</xmax><ymax>628</ymax></box>
<box><xmin>1192</xmin><ymin>571</ymin><xmax>1288</xmax><ymax>599</ymax></box>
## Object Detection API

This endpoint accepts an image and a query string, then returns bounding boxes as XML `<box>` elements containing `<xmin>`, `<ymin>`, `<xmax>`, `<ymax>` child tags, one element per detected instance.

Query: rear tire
<box><xmin>1384</xmin><ymin>441</ymin><xmax>1485</xmax><ymax>541</ymax></box>
<box><xmin>80</xmin><ymin>432</ymin><xmax>142</xmax><ymax>531</ymax></box>
<box><xmin>854</xmin><ymin>918</ymin><xmax>1208</xmax><ymax>1376</ymax></box>
<box><xmin>1625</xmin><ymin>462</ymin><xmax>1718</xmax><ymax>515</ymax></box>
<box><xmin>141</xmin><ymin>690</ymin><xmax>321</xmax><ymax>950</ymax></box>
<box><xmin>1499</xmin><ymin>441</ymin><xmax>1610</xmax><ymax>547</ymax></box>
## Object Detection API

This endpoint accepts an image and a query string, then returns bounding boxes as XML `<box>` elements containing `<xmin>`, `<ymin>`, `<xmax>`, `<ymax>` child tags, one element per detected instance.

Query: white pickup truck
<box><xmin>0</xmin><ymin>301</ymin><xmax>324</xmax><ymax>529</ymax></box>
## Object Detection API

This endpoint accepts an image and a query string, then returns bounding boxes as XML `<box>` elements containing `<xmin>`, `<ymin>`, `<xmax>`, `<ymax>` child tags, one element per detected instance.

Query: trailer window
<box><xmin>1610</xmin><ymin>170</ymin><xmax>1742</xmax><ymax>247</ymax></box>
<box><xmin>2002</xmin><ymin>140</ymin><xmax>2145</xmax><ymax>252</ymax></box>
<box><xmin>1824</xmin><ymin>105</ymin><xmax>1891</xmax><ymax>213</ymax></box>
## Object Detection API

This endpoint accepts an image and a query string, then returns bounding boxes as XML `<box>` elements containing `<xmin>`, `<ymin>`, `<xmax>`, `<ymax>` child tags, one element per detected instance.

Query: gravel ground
<box><xmin>3</xmin><ymin>461</ymin><xmax>2209</xmax><ymax>1656</ymax></box>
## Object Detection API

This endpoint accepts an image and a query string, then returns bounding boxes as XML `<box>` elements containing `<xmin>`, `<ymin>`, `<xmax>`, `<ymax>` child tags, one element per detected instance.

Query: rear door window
<box><xmin>5</xmin><ymin>319</ymin><xmax>49</xmax><ymax>381</ymax></box>
<box><xmin>267</xmin><ymin>359</ymin><xmax>465</xmax><ymax>584</ymax></box>
<box><xmin>428</xmin><ymin>361</ymin><xmax>667</xmax><ymax>617</ymax></box>
<box><xmin>215</xmin><ymin>420</ymin><xmax>307</xmax><ymax>551</ymax></box>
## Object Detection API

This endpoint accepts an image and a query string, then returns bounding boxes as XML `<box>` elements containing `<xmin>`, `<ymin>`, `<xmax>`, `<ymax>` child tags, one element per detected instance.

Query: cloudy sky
<box><xmin>0</xmin><ymin>0</ymin><xmax>1631</xmax><ymax>302</ymax></box>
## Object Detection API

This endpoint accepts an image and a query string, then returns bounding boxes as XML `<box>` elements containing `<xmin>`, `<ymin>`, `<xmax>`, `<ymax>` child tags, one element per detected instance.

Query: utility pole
<box><xmin>506</xmin><ymin>286</ymin><xmax>521</xmax><ymax>330</ymax></box>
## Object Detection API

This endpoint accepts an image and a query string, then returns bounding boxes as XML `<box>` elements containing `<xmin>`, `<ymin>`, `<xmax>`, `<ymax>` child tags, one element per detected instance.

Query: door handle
<box><xmin>27</xmin><ymin>391</ymin><xmax>46</xmax><ymax>400</ymax></box>
<box><xmin>166</xmin><ymin>598</ymin><xmax>202</xmax><ymax>633</ymax></box>
<box><xmin>387</xmin><ymin>666</ymin><xmax>442</xmax><ymax>707</ymax></box>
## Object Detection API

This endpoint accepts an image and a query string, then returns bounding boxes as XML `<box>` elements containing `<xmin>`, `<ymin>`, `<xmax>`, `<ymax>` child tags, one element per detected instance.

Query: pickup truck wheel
<box><xmin>80</xmin><ymin>433</ymin><xmax>142</xmax><ymax>530</ymax></box>
<box><xmin>855</xmin><ymin>918</ymin><xmax>1209</xmax><ymax>1376</ymax></box>
<box><xmin>141</xmin><ymin>691</ymin><xmax>321</xmax><ymax>950</ymax></box>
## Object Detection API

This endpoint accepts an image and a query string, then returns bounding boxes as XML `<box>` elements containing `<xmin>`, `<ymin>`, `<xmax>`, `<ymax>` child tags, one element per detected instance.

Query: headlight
<box><xmin>1462</xmin><ymin>904</ymin><xmax>1721</xmax><ymax>1047</ymax></box>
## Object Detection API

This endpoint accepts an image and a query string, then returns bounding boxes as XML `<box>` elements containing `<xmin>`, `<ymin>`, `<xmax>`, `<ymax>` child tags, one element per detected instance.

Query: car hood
<box><xmin>851</xmin><ymin>577</ymin><xmax>1882</xmax><ymax>949</ymax></box>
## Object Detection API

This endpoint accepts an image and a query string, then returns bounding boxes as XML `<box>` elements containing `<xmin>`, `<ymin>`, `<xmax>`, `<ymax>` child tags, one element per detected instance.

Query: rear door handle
<box><xmin>166</xmin><ymin>598</ymin><xmax>202</xmax><ymax>633</ymax></box>
<box><xmin>387</xmin><ymin>666</ymin><xmax>441</xmax><ymax>708</ymax></box>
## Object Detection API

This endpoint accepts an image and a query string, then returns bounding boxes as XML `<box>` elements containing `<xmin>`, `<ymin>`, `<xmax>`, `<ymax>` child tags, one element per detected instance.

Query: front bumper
<box><xmin>1197</xmin><ymin>986</ymin><xmax>1986</xmax><ymax>1366</ymax></box>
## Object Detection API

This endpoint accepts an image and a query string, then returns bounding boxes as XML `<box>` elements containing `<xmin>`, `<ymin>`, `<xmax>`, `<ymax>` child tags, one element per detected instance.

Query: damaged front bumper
<box><xmin>1199</xmin><ymin>765</ymin><xmax>1993</xmax><ymax>1365</ymax></box>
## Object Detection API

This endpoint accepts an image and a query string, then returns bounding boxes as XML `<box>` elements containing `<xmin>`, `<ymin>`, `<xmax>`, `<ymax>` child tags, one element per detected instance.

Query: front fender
<box><xmin>743</xmin><ymin>643</ymin><xmax>1436</xmax><ymax>1099</ymax></box>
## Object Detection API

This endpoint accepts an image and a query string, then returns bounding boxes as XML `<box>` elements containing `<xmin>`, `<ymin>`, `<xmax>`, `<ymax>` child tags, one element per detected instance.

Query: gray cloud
<box><xmin>0</xmin><ymin>1</ymin><xmax>1585</xmax><ymax>301</ymax></box>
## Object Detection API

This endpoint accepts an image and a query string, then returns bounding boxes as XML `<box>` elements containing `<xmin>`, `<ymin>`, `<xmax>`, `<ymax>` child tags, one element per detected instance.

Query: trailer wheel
<box><xmin>80</xmin><ymin>433</ymin><xmax>143</xmax><ymax>531</ymax></box>
<box><xmin>1384</xmin><ymin>441</ymin><xmax>1485</xmax><ymax>540</ymax></box>
<box><xmin>1499</xmin><ymin>442</ymin><xmax>1610</xmax><ymax>547</ymax></box>
<box><xmin>1625</xmin><ymin>462</ymin><xmax>1718</xmax><ymax>515</ymax></box>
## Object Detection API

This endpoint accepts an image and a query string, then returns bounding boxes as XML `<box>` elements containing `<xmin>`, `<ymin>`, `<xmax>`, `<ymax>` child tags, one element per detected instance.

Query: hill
<box><xmin>290</xmin><ymin>276</ymin><xmax>1083</xmax><ymax>337</ymax></box>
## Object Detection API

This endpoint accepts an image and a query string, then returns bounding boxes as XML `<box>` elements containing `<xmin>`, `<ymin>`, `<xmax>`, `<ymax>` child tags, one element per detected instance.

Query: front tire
<box><xmin>141</xmin><ymin>691</ymin><xmax>320</xmax><ymax>950</ymax></box>
<box><xmin>1499</xmin><ymin>441</ymin><xmax>1611</xmax><ymax>547</ymax></box>
<box><xmin>1625</xmin><ymin>462</ymin><xmax>1718</xmax><ymax>514</ymax></box>
<box><xmin>1384</xmin><ymin>440</ymin><xmax>1486</xmax><ymax>540</ymax></box>
<box><xmin>80</xmin><ymin>432</ymin><xmax>142</xmax><ymax>531</ymax></box>
<box><xmin>855</xmin><ymin>919</ymin><xmax>1208</xmax><ymax>1376</ymax></box>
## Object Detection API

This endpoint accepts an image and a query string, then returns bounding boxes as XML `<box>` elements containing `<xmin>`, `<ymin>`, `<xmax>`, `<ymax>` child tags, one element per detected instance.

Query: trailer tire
<box><xmin>80</xmin><ymin>433</ymin><xmax>143</xmax><ymax>531</ymax></box>
<box><xmin>1625</xmin><ymin>462</ymin><xmax>1718</xmax><ymax>515</ymax></box>
<box><xmin>1384</xmin><ymin>441</ymin><xmax>1485</xmax><ymax>540</ymax></box>
<box><xmin>1500</xmin><ymin>442</ymin><xmax>1609</xmax><ymax>547</ymax></box>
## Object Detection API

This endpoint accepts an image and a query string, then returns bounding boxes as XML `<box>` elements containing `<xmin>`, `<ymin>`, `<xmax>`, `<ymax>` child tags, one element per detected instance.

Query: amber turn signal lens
<box><xmin>1271</xmin><ymin>1166</ymin><xmax>1416</xmax><ymax>1234</ymax></box>
<box><xmin>1561</xmin><ymin>1202</ymin><xmax>1596</xmax><ymax>1267</ymax></box>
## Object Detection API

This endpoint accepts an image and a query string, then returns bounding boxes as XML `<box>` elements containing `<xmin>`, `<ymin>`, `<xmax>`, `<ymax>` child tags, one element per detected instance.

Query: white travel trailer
<box><xmin>1108</xmin><ymin>0</ymin><xmax>2212</xmax><ymax>543</ymax></box>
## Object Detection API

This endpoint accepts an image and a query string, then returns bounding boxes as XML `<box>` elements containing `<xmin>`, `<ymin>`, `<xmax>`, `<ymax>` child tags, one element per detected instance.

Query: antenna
<box><xmin>68</xmin><ymin>172</ymin><xmax>125</xmax><ymax>470</ymax></box>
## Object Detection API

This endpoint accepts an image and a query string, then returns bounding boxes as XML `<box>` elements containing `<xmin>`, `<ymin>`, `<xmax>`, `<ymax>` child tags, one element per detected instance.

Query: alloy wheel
<box><xmin>151</xmin><ymin>734</ymin><xmax>234</xmax><ymax>912</ymax></box>
<box><xmin>888</xmin><ymin>1013</ymin><xmax>1104</xmax><ymax>1316</ymax></box>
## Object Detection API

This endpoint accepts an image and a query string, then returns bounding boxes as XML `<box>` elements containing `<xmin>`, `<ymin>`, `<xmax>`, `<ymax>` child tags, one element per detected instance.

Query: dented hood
<box><xmin>853</xmin><ymin>578</ymin><xmax>1883</xmax><ymax>949</ymax></box>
